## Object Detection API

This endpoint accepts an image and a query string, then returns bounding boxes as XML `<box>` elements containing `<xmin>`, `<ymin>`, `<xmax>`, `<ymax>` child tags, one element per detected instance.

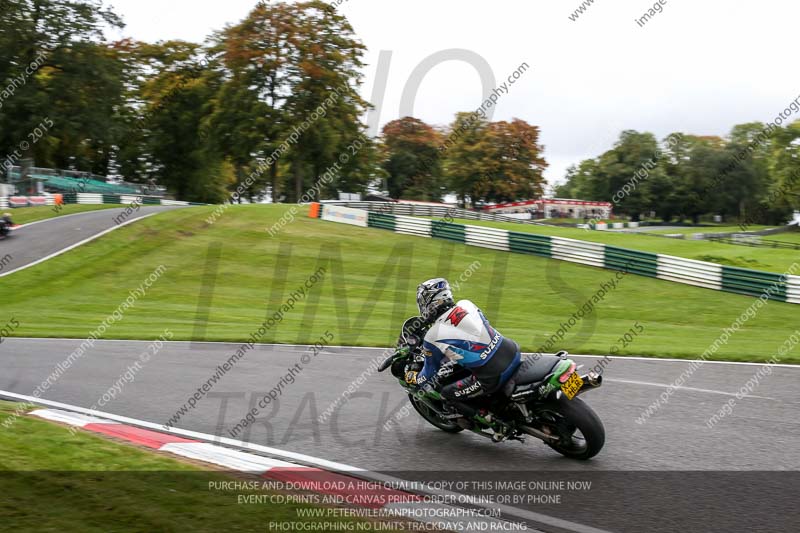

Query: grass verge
<box><xmin>10</xmin><ymin>204</ymin><xmax>125</xmax><ymax>225</ymax></box>
<box><xmin>642</xmin><ymin>225</ymin><xmax>775</xmax><ymax>235</ymax></box>
<box><xmin>0</xmin><ymin>205</ymin><xmax>797</xmax><ymax>362</ymax></box>
<box><xmin>0</xmin><ymin>400</ymin><xmax>401</xmax><ymax>532</ymax></box>
<box><xmin>763</xmin><ymin>231</ymin><xmax>800</xmax><ymax>245</ymax></box>
<box><xmin>438</xmin><ymin>217</ymin><xmax>795</xmax><ymax>273</ymax></box>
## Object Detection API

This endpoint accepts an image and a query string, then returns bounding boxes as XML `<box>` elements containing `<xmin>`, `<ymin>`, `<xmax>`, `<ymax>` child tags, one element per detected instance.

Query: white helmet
<box><xmin>416</xmin><ymin>278</ymin><xmax>455</xmax><ymax>320</ymax></box>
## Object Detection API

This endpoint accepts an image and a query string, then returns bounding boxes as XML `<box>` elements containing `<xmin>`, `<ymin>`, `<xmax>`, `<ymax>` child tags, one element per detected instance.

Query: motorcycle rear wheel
<box><xmin>528</xmin><ymin>395</ymin><xmax>605</xmax><ymax>460</ymax></box>
<box><xmin>409</xmin><ymin>394</ymin><xmax>464</xmax><ymax>433</ymax></box>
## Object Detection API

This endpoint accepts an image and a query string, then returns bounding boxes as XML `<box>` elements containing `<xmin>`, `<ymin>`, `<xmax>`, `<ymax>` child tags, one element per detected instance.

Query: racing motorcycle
<box><xmin>378</xmin><ymin>317</ymin><xmax>606</xmax><ymax>460</ymax></box>
<box><xmin>0</xmin><ymin>214</ymin><xmax>16</xmax><ymax>240</ymax></box>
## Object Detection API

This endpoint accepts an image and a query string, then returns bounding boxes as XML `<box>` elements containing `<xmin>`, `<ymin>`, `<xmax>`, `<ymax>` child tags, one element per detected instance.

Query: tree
<box><xmin>559</xmin><ymin>123</ymin><xmax>799</xmax><ymax>224</ymax></box>
<box><xmin>764</xmin><ymin>120</ymin><xmax>800</xmax><ymax>223</ymax></box>
<box><xmin>660</xmin><ymin>134</ymin><xmax>716</xmax><ymax>223</ymax></box>
<box><xmin>0</xmin><ymin>0</ymin><xmax>125</xmax><ymax>173</ymax></box>
<box><xmin>680</xmin><ymin>138</ymin><xmax>727</xmax><ymax>223</ymax></box>
<box><xmin>44</xmin><ymin>41</ymin><xmax>127</xmax><ymax>174</ymax></box>
<box><xmin>480</xmin><ymin>119</ymin><xmax>547</xmax><ymax>203</ymax></box>
<box><xmin>214</xmin><ymin>0</ymin><xmax>296</xmax><ymax>201</ymax></box>
<box><xmin>720</xmin><ymin>122</ymin><xmax>772</xmax><ymax>222</ymax></box>
<box><xmin>443</xmin><ymin>112</ymin><xmax>491</xmax><ymax>206</ymax></box>
<box><xmin>281</xmin><ymin>0</ymin><xmax>370</xmax><ymax>202</ymax></box>
<box><xmin>130</xmin><ymin>40</ymin><xmax>226</xmax><ymax>202</ymax></box>
<box><xmin>555</xmin><ymin>160</ymin><xmax>602</xmax><ymax>200</ymax></box>
<box><xmin>380</xmin><ymin>117</ymin><xmax>443</xmax><ymax>200</ymax></box>
<box><xmin>204</xmin><ymin>74</ymin><xmax>273</xmax><ymax>201</ymax></box>
<box><xmin>217</xmin><ymin>0</ymin><xmax>370</xmax><ymax>203</ymax></box>
<box><xmin>603</xmin><ymin>131</ymin><xmax>664</xmax><ymax>220</ymax></box>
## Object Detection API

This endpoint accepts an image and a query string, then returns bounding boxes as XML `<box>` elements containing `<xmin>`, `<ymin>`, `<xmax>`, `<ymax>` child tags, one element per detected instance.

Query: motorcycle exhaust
<box><xmin>575</xmin><ymin>372</ymin><xmax>602</xmax><ymax>397</ymax></box>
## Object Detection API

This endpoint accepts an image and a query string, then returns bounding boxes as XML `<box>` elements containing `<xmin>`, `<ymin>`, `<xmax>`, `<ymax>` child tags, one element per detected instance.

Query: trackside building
<box><xmin>483</xmin><ymin>198</ymin><xmax>613</xmax><ymax>220</ymax></box>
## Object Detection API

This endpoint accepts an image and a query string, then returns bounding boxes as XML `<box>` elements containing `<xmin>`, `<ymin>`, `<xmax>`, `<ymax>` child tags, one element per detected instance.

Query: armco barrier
<box><xmin>395</xmin><ymin>214</ymin><xmax>431</xmax><ymax>237</ymax></box>
<box><xmin>9</xmin><ymin>196</ymin><xmax>31</xmax><ymax>207</ymax></box>
<box><xmin>656</xmin><ymin>255</ymin><xmax>721</xmax><ymax>291</ymax></box>
<box><xmin>721</xmin><ymin>266</ymin><xmax>787</xmax><ymax>300</ymax></box>
<box><xmin>605</xmin><ymin>246</ymin><xmax>658</xmax><ymax>278</ymax></box>
<box><xmin>589</xmin><ymin>221</ymin><xmax>641</xmax><ymax>230</ymax></box>
<box><xmin>551</xmin><ymin>237</ymin><xmax>605</xmax><ymax>268</ymax></box>
<box><xmin>27</xmin><ymin>196</ymin><xmax>47</xmax><ymax>207</ymax></box>
<box><xmin>323</xmin><ymin>200</ymin><xmax>551</xmax><ymax>226</ymax></box>
<box><xmin>6</xmin><ymin>196</ymin><xmax>54</xmax><ymax>207</ymax></box>
<box><xmin>310</xmin><ymin>203</ymin><xmax>799</xmax><ymax>305</ymax></box>
<box><xmin>465</xmin><ymin>225</ymin><xmax>510</xmax><ymax>252</ymax></box>
<box><xmin>0</xmin><ymin>195</ymin><xmax>195</xmax><ymax>208</ymax></box>
<box><xmin>788</xmin><ymin>276</ymin><xmax>800</xmax><ymax>304</ymax></box>
<box><xmin>77</xmin><ymin>193</ymin><xmax>103</xmax><ymax>204</ymax></box>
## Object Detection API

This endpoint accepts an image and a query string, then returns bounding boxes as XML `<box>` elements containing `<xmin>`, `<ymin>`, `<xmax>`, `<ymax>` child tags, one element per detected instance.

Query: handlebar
<box><xmin>378</xmin><ymin>347</ymin><xmax>414</xmax><ymax>373</ymax></box>
<box><xmin>377</xmin><ymin>352</ymin><xmax>396</xmax><ymax>373</ymax></box>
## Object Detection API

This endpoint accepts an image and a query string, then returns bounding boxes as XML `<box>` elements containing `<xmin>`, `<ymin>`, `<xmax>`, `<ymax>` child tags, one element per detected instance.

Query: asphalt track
<box><xmin>1</xmin><ymin>208</ymin><xmax>798</xmax><ymax>531</ymax></box>
<box><xmin>1</xmin><ymin>339</ymin><xmax>798</xmax><ymax>532</ymax></box>
<box><xmin>0</xmin><ymin>205</ymin><xmax>182</xmax><ymax>277</ymax></box>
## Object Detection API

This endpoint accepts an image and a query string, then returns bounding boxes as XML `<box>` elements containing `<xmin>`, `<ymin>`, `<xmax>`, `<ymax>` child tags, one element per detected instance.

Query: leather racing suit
<box><xmin>409</xmin><ymin>300</ymin><xmax>521</xmax><ymax>405</ymax></box>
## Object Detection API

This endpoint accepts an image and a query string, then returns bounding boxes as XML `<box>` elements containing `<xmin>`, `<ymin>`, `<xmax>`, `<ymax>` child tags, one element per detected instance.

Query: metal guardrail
<box><xmin>320</xmin><ymin>201</ymin><xmax>555</xmax><ymax>226</ymax></box>
<box><xmin>708</xmin><ymin>236</ymin><xmax>800</xmax><ymax>250</ymax></box>
<box><xmin>313</xmin><ymin>204</ymin><xmax>800</xmax><ymax>305</ymax></box>
<box><xmin>0</xmin><ymin>194</ymin><xmax>198</xmax><ymax>208</ymax></box>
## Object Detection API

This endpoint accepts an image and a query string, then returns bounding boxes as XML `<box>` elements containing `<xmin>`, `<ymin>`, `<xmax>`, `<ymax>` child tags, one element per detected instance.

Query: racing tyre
<box><xmin>532</xmin><ymin>395</ymin><xmax>605</xmax><ymax>460</ymax></box>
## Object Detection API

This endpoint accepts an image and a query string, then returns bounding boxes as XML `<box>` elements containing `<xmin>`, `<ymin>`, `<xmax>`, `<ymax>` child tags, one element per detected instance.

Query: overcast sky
<box><xmin>107</xmin><ymin>0</ymin><xmax>800</xmax><ymax>188</ymax></box>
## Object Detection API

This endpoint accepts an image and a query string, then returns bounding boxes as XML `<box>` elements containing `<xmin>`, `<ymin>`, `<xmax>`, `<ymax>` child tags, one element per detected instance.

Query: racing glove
<box><xmin>404</xmin><ymin>362</ymin><xmax>423</xmax><ymax>385</ymax></box>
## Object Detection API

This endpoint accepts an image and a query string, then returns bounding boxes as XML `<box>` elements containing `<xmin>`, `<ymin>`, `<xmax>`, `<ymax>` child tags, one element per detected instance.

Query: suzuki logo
<box><xmin>479</xmin><ymin>332</ymin><xmax>501</xmax><ymax>360</ymax></box>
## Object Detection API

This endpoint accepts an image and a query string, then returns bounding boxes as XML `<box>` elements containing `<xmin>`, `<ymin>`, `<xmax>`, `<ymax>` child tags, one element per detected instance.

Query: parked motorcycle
<box><xmin>378</xmin><ymin>317</ymin><xmax>606</xmax><ymax>459</ymax></box>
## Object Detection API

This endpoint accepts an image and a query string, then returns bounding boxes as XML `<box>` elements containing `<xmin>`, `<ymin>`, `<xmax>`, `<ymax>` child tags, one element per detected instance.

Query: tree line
<box><xmin>0</xmin><ymin>0</ymin><xmax>372</xmax><ymax>203</ymax></box>
<box><xmin>0</xmin><ymin>0</ymin><xmax>548</xmax><ymax>205</ymax></box>
<box><xmin>379</xmin><ymin>114</ymin><xmax>547</xmax><ymax>205</ymax></box>
<box><xmin>555</xmin><ymin>123</ymin><xmax>800</xmax><ymax>224</ymax></box>
<box><xmin>9</xmin><ymin>0</ymin><xmax>791</xmax><ymax>222</ymax></box>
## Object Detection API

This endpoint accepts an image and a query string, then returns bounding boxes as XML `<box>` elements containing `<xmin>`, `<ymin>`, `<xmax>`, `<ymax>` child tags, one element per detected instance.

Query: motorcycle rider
<box><xmin>403</xmin><ymin>278</ymin><xmax>522</xmax><ymax>426</ymax></box>
<box><xmin>0</xmin><ymin>212</ymin><xmax>12</xmax><ymax>237</ymax></box>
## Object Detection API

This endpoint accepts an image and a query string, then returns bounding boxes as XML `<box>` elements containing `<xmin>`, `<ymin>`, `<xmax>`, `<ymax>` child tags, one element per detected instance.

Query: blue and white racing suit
<box><xmin>415</xmin><ymin>300</ymin><xmax>521</xmax><ymax>401</ymax></box>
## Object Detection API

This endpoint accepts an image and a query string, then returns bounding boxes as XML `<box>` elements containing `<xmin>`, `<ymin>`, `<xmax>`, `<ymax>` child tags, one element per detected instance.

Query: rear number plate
<box><xmin>561</xmin><ymin>373</ymin><xmax>584</xmax><ymax>400</ymax></box>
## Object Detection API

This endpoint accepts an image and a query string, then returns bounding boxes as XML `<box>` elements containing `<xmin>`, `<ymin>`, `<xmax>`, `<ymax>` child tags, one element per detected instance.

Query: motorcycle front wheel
<box><xmin>409</xmin><ymin>394</ymin><xmax>464</xmax><ymax>433</ymax></box>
